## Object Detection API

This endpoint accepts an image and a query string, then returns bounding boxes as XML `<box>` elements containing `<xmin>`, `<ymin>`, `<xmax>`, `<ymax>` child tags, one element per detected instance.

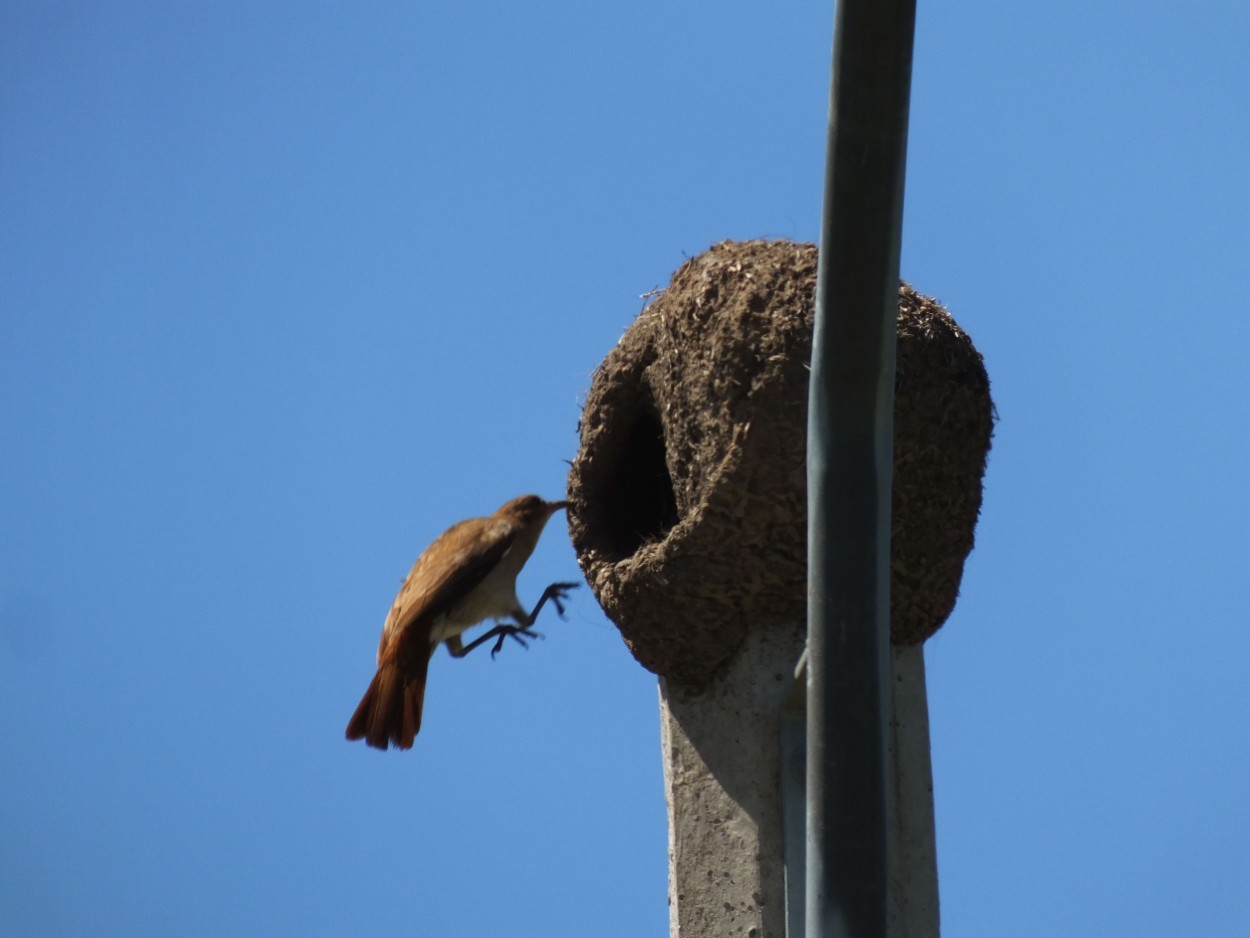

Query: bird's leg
<box><xmin>454</xmin><ymin>582</ymin><xmax>581</xmax><ymax>659</ymax></box>
<box><xmin>450</xmin><ymin>624</ymin><xmax>537</xmax><ymax>658</ymax></box>
<box><xmin>445</xmin><ymin>631</ymin><xmax>530</xmax><ymax>659</ymax></box>
<box><xmin>485</xmin><ymin>580</ymin><xmax>581</xmax><ymax>657</ymax></box>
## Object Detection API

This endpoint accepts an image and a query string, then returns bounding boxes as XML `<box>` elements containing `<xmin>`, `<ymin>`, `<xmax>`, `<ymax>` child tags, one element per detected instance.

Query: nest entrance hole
<box><xmin>600</xmin><ymin>411</ymin><xmax>678</xmax><ymax>559</ymax></box>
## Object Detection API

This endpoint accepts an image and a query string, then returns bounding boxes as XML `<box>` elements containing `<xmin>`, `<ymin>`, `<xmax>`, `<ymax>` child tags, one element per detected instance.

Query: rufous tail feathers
<box><xmin>345</xmin><ymin>655</ymin><xmax>427</xmax><ymax>750</ymax></box>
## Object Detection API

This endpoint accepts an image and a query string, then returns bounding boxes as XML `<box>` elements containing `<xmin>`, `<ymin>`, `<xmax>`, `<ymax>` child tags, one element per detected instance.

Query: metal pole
<box><xmin>806</xmin><ymin>0</ymin><xmax>917</xmax><ymax>935</ymax></box>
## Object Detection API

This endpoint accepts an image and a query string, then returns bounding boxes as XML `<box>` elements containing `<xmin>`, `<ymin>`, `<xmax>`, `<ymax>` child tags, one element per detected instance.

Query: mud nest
<box><xmin>566</xmin><ymin>239</ymin><xmax>994</xmax><ymax>690</ymax></box>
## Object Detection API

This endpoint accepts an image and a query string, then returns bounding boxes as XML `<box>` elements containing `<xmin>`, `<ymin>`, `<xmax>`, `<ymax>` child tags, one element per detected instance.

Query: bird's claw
<box><xmin>489</xmin><ymin>626</ymin><xmax>543</xmax><ymax>659</ymax></box>
<box><xmin>486</xmin><ymin>583</ymin><xmax>580</xmax><ymax>659</ymax></box>
<box><xmin>549</xmin><ymin>581</ymin><xmax>581</xmax><ymax>619</ymax></box>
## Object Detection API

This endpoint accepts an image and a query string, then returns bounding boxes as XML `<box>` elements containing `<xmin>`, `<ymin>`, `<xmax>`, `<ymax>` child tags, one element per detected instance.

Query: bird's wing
<box><xmin>376</xmin><ymin>515</ymin><xmax>517</xmax><ymax>660</ymax></box>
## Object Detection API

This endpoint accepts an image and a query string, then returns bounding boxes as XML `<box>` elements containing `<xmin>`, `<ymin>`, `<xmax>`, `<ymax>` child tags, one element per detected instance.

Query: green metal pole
<box><xmin>806</xmin><ymin>0</ymin><xmax>917</xmax><ymax>934</ymax></box>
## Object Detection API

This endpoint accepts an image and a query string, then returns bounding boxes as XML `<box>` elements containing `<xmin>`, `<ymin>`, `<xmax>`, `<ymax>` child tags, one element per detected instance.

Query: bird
<box><xmin>345</xmin><ymin>494</ymin><xmax>578</xmax><ymax>750</ymax></box>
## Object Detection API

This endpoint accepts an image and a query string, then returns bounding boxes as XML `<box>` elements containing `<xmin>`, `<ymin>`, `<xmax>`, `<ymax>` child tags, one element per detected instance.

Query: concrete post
<box><xmin>888</xmin><ymin>643</ymin><xmax>940</xmax><ymax>936</ymax></box>
<box><xmin>661</xmin><ymin>636</ymin><xmax>940</xmax><ymax>938</ymax></box>
<box><xmin>660</xmin><ymin>620</ymin><xmax>805</xmax><ymax>938</ymax></box>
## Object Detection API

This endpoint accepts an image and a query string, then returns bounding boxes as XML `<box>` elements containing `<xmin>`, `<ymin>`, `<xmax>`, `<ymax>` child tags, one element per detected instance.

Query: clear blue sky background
<box><xmin>3</xmin><ymin>2</ymin><xmax>1248</xmax><ymax>936</ymax></box>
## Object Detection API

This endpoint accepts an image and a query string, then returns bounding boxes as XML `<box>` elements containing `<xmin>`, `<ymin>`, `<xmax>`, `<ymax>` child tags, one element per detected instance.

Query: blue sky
<box><xmin>3</xmin><ymin>2</ymin><xmax>1249</xmax><ymax>935</ymax></box>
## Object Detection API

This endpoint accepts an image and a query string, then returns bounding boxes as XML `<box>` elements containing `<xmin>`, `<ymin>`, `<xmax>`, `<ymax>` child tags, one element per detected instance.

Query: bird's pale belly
<box><xmin>428</xmin><ymin>566</ymin><xmax>522</xmax><ymax>644</ymax></box>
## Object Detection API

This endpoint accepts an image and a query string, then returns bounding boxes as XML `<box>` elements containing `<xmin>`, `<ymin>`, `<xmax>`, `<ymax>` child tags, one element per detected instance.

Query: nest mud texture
<box><xmin>566</xmin><ymin>240</ymin><xmax>993</xmax><ymax>690</ymax></box>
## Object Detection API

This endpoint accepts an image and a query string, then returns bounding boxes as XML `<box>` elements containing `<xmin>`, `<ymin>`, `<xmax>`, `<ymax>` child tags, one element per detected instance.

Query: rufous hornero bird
<box><xmin>346</xmin><ymin>494</ymin><xmax>577</xmax><ymax>750</ymax></box>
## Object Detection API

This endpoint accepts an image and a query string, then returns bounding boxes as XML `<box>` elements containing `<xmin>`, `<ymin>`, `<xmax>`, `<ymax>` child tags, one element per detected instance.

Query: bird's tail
<box><xmin>345</xmin><ymin>654</ymin><xmax>427</xmax><ymax>750</ymax></box>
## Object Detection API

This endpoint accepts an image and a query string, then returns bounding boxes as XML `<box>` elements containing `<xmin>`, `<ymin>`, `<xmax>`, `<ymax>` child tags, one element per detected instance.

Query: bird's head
<box><xmin>495</xmin><ymin>494</ymin><xmax>568</xmax><ymax>530</ymax></box>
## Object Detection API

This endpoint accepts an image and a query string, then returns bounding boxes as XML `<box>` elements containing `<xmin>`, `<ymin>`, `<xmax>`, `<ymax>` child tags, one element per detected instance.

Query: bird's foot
<box><xmin>546</xmin><ymin>582</ymin><xmax>581</xmax><ymax>619</ymax></box>
<box><xmin>490</xmin><ymin>625</ymin><xmax>544</xmax><ymax>659</ymax></box>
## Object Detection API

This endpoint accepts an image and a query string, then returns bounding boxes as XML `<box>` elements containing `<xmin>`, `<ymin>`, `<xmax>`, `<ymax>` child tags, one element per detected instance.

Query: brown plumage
<box><xmin>345</xmin><ymin>494</ymin><xmax>577</xmax><ymax>750</ymax></box>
